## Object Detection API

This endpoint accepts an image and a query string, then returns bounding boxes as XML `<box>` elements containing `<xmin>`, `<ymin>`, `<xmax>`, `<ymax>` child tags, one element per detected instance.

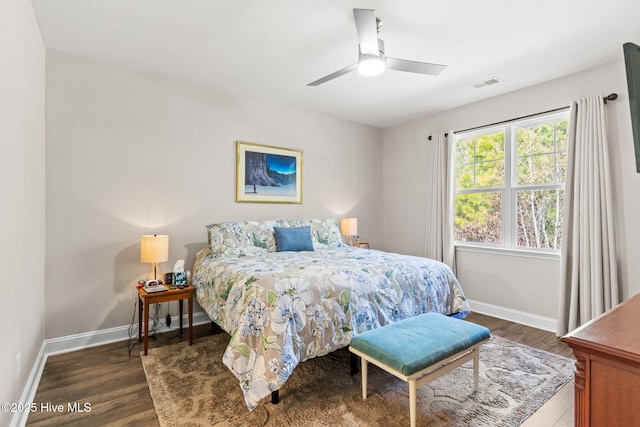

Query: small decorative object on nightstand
<box><xmin>173</xmin><ymin>259</ymin><xmax>187</xmax><ymax>288</ymax></box>
<box><xmin>353</xmin><ymin>236</ymin><xmax>370</xmax><ymax>248</ymax></box>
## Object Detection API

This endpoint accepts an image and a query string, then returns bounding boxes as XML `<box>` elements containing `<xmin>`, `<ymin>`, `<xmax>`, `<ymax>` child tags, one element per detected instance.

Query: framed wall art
<box><xmin>236</xmin><ymin>141</ymin><xmax>303</xmax><ymax>203</ymax></box>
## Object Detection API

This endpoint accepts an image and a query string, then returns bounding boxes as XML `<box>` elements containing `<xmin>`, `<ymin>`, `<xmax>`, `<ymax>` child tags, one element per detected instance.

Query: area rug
<box><xmin>141</xmin><ymin>334</ymin><xmax>574</xmax><ymax>427</ymax></box>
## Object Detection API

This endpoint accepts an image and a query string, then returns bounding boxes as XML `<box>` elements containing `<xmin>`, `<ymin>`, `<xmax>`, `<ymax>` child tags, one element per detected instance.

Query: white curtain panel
<box><xmin>557</xmin><ymin>95</ymin><xmax>619</xmax><ymax>336</ymax></box>
<box><xmin>424</xmin><ymin>130</ymin><xmax>456</xmax><ymax>273</ymax></box>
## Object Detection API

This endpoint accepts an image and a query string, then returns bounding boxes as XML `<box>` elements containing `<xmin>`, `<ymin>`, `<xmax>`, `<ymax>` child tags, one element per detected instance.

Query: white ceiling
<box><xmin>31</xmin><ymin>0</ymin><xmax>640</xmax><ymax>128</ymax></box>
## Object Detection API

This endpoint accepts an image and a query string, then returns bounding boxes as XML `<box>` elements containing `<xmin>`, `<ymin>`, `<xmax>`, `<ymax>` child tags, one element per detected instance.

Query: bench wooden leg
<box><xmin>473</xmin><ymin>349</ymin><xmax>479</xmax><ymax>392</ymax></box>
<box><xmin>361</xmin><ymin>358</ymin><xmax>368</xmax><ymax>399</ymax></box>
<box><xmin>409</xmin><ymin>379</ymin><xmax>417</xmax><ymax>427</ymax></box>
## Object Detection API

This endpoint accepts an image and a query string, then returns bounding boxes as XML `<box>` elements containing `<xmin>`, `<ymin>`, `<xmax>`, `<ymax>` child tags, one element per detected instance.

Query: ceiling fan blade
<box><xmin>386</xmin><ymin>57</ymin><xmax>447</xmax><ymax>76</ymax></box>
<box><xmin>353</xmin><ymin>8</ymin><xmax>379</xmax><ymax>55</ymax></box>
<box><xmin>307</xmin><ymin>64</ymin><xmax>357</xmax><ymax>86</ymax></box>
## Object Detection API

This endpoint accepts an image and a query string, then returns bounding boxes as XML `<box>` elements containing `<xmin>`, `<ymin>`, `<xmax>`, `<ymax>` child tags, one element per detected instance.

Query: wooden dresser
<box><xmin>561</xmin><ymin>294</ymin><xmax>640</xmax><ymax>427</ymax></box>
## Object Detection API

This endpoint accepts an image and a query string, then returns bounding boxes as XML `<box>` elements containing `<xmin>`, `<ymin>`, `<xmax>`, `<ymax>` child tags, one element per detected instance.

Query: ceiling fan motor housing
<box><xmin>358</xmin><ymin>39</ymin><xmax>386</xmax><ymax>76</ymax></box>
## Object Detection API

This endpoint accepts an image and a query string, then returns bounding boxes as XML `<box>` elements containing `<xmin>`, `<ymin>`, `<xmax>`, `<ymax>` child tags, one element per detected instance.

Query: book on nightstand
<box><xmin>143</xmin><ymin>284</ymin><xmax>168</xmax><ymax>293</ymax></box>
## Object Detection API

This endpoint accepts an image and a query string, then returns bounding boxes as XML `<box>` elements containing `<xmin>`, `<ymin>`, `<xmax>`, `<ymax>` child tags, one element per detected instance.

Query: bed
<box><xmin>192</xmin><ymin>218</ymin><xmax>470</xmax><ymax>410</ymax></box>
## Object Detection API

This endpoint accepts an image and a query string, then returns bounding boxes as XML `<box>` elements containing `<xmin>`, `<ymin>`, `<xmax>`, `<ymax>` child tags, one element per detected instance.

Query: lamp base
<box><xmin>146</xmin><ymin>263</ymin><xmax>165</xmax><ymax>282</ymax></box>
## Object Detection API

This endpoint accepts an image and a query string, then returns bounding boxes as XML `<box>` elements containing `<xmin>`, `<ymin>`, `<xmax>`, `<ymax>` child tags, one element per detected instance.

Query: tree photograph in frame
<box><xmin>236</xmin><ymin>141</ymin><xmax>303</xmax><ymax>203</ymax></box>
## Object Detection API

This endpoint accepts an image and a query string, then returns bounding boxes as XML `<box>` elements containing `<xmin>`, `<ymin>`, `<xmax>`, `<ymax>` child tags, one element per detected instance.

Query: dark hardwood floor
<box><xmin>467</xmin><ymin>312</ymin><xmax>573</xmax><ymax>359</ymax></box>
<box><xmin>26</xmin><ymin>323</ymin><xmax>216</xmax><ymax>426</ymax></box>
<box><xmin>25</xmin><ymin>312</ymin><xmax>573</xmax><ymax>426</ymax></box>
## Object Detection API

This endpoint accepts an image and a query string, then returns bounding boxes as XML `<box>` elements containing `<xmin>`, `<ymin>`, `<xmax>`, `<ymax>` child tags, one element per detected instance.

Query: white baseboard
<box><xmin>10</xmin><ymin>342</ymin><xmax>47</xmax><ymax>427</ymax></box>
<box><xmin>45</xmin><ymin>311</ymin><xmax>212</xmax><ymax>356</ymax></box>
<box><xmin>468</xmin><ymin>299</ymin><xmax>557</xmax><ymax>332</ymax></box>
<box><xmin>10</xmin><ymin>311</ymin><xmax>212</xmax><ymax>427</ymax></box>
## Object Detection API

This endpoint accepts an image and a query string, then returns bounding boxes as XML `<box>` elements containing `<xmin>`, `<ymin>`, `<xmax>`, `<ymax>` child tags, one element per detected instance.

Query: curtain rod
<box><xmin>427</xmin><ymin>93</ymin><xmax>618</xmax><ymax>140</ymax></box>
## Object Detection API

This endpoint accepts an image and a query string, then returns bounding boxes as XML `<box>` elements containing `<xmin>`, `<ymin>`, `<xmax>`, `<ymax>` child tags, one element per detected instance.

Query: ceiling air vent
<box><xmin>472</xmin><ymin>77</ymin><xmax>501</xmax><ymax>89</ymax></box>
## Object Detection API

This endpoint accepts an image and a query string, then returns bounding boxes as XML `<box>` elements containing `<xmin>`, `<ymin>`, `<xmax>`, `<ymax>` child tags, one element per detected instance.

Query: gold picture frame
<box><xmin>236</xmin><ymin>141</ymin><xmax>303</xmax><ymax>203</ymax></box>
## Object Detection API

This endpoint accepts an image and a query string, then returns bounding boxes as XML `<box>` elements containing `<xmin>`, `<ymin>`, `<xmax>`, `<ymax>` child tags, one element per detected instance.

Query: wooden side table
<box><xmin>355</xmin><ymin>242</ymin><xmax>370</xmax><ymax>249</ymax></box>
<box><xmin>137</xmin><ymin>285</ymin><xmax>195</xmax><ymax>355</ymax></box>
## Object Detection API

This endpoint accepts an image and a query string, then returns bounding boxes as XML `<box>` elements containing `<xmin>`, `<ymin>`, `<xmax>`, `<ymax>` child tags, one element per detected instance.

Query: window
<box><xmin>454</xmin><ymin>111</ymin><xmax>569</xmax><ymax>251</ymax></box>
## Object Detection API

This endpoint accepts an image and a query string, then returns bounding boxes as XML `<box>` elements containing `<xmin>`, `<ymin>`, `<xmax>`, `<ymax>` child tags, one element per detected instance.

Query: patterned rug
<box><xmin>141</xmin><ymin>334</ymin><xmax>574</xmax><ymax>427</ymax></box>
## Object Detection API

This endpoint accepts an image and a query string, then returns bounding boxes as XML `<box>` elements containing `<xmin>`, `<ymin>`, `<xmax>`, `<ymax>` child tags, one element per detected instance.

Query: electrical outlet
<box><xmin>16</xmin><ymin>353</ymin><xmax>21</xmax><ymax>380</ymax></box>
<box><xmin>166</xmin><ymin>314</ymin><xmax>172</xmax><ymax>328</ymax></box>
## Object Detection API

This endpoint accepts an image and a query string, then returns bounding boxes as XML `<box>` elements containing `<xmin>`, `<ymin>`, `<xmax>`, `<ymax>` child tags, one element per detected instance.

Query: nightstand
<box><xmin>137</xmin><ymin>285</ymin><xmax>195</xmax><ymax>355</ymax></box>
<box><xmin>355</xmin><ymin>242</ymin><xmax>370</xmax><ymax>249</ymax></box>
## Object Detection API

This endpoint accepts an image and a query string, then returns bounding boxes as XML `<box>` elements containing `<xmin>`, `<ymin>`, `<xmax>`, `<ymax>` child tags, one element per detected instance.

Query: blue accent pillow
<box><xmin>274</xmin><ymin>226</ymin><xmax>314</xmax><ymax>252</ymax></box>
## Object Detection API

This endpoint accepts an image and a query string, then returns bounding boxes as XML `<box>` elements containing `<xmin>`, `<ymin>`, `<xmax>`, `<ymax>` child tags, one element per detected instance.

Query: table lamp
<box><xmin>140</xmin><ymin>234</ymin><xmax>169</xmax><ymax>281</ymax></box>
<box><xmin>340</xmin><ymin>217</ymin><xmax>358</xmax><ymax>246</ymax></box>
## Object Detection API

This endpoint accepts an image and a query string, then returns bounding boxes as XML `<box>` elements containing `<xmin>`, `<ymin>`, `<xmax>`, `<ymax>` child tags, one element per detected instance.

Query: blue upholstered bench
<box><xmin>349</xmin><ymin>313</ymin><xmax>491</xmax><ymax>427</ymax></box>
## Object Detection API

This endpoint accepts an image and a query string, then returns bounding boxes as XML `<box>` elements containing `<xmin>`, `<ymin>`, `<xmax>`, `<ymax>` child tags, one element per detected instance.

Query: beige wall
<box><xmin>44</xmin><ymin>52</ymin><xmax>640</xmax><ymax>339</ymax></box>
<box><xmin>382</xmin><ymin>60</ymin><xmax>640</xmax><ymax>325</ymax></box>
<box><xmin>0</xmin><ymin>0</ymin><xmax>46</xmax><ymax>424</ymax></box>
<box><xmin>44</xmin><ymin>51</ymin><xmax>383</xmax><ymax>339</ymax></box>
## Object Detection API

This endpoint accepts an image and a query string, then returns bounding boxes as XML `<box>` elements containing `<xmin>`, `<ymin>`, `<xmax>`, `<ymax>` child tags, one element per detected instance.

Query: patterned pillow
<box><xmin>286</xmin><ymin>218</ymin><xmax>343</xmax><ymax>250</ymax></box>
<box><xmin>206</xmin><ymin>220</ymin><xmax>278</xmax><ymax>257</ymax></box>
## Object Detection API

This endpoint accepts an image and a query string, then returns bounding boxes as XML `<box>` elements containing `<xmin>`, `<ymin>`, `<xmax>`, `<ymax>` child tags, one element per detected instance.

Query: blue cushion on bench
<box><xmin>350</xmin><ymin>313</ymin><xmax>491</xmax><ymax>376</ymax></box>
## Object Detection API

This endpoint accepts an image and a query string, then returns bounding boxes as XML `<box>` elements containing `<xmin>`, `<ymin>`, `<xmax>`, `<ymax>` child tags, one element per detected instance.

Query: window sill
<box><xmin>454</xmin><ymin>243</ymin><xmax>561</xmax><ymax>261</ymax></box>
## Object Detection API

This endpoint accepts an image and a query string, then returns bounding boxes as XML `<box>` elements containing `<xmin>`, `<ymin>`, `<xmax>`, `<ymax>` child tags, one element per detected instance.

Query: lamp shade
<box><xmin>340</xmin><ymin>217</ymin><xmax>358</xmax><ymax>236</ymax></box>
<box><xmin>140</xmin><ymin>235</ymin><xmax>169</xmax><ymax>263</ymax></box>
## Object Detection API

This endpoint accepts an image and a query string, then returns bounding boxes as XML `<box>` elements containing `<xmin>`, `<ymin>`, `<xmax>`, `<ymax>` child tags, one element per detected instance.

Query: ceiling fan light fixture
<box><xmin>357</xmin><ymin>54</ymin><xmax>385</xmax><ymax>76</ymax></box>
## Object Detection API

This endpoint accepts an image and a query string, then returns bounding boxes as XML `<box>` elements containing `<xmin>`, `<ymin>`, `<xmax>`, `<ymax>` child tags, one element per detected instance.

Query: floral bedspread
<box><xmin>192</xmin><ymin>246</ymin><xmax>470</xmax><ymax>410</ymax></box>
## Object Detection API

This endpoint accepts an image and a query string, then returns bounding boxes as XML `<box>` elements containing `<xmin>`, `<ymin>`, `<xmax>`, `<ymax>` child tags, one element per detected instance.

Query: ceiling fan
<box><xmin>308</xmin><ymin>8</ymin><xmax>447</xmax><ymax>86</ymax></box>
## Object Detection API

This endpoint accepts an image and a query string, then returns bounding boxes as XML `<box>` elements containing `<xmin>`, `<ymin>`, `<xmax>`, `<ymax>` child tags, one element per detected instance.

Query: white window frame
<box><xmin>454</xmin><ymin>110</ymin><xmax>569</xmax><ymax>256</ymax></box>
